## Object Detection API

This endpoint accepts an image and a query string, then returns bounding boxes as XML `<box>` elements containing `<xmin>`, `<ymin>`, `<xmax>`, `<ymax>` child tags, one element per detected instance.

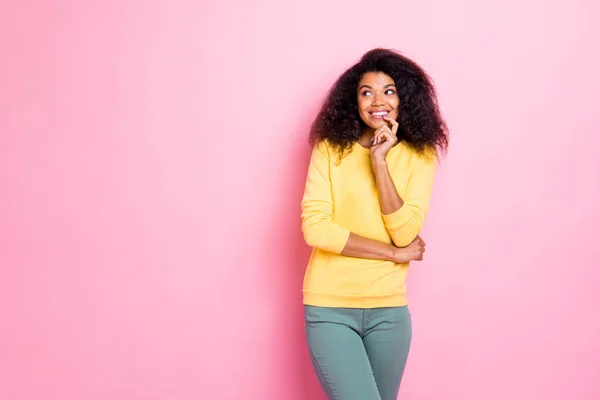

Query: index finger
<box><xmin>382</xmin><ymin>115</ymin><xmax>398</xmax><ymax>125</ymax></box>
<box><xmin>382</xmin><ymin>116</ymin><xmax>399</xmax><ymax>134</ymax></box>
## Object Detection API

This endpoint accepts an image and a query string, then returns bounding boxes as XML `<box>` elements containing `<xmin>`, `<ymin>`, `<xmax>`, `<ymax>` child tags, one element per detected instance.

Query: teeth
<box><xmin>372</xmin><ymin>112</ymin><xmax>388</xmax><ymax>116</ymax></box>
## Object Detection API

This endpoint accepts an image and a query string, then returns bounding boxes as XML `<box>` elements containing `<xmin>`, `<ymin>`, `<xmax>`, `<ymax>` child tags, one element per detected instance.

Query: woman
<box><xmin>301</xmin><ymin>48</ymin><xmax>448</xmax><ymax>400</ymax></box>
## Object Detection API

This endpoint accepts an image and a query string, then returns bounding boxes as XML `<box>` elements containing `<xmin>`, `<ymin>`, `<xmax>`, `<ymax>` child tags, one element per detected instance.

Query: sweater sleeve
<box><xmin>382</xmin><ymin>150</ymin><xmax>437</xmax><ymax>248</ymax></box>
<box><xmin>301</xmin><ymin>142</ymin><xmax>351</xmax><ymax>254</ymax></box>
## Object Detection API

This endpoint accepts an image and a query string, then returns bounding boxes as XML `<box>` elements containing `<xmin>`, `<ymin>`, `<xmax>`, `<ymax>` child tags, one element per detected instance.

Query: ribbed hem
<box><xmin>303</xmin><ymin>290</ymin><xmax>407</xmax><ymax>309</ymax></box>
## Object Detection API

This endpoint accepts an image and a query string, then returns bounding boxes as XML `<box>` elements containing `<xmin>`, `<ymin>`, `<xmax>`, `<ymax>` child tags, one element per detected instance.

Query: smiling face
<box><xmin>357</xmin><ymin>72</ymin><xmax>400</xmax><ymax>132</ymax></box>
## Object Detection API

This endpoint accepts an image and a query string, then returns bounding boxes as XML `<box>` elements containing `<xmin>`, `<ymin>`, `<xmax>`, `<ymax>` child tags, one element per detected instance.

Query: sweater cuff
<box><xmin>330</xmin><ymin>228</ymin><xmax>351</xmax><ymax>254</ymax></box>
<box><xmin>382</xmin><ymin>205</ymin><xmax>413</xmax><ymax>230</ymax></box>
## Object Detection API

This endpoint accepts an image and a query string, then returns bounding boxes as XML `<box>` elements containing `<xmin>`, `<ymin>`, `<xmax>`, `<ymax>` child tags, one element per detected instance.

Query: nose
<box><xmin>372</xmin><ymin>92</ymin><xmax>385</xmax><ymax>106</ymax></box>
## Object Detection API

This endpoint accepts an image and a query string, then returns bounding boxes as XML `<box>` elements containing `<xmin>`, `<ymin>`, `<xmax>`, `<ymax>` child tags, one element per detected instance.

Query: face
<box><xmin>357</xmin><ymin>72</ymin><xmax>400</xmax><ymax>131</ymax></box>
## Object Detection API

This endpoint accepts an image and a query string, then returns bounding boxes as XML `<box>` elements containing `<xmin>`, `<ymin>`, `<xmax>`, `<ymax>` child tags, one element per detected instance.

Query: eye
<box><xmin>385</xmin><ymin>89</ymin><xmax>396</xmax><ymax>95</ymax></box>
<box><xmin>361</xmin><ymin>90</ymin><xmax>373</xmax><ymax>96</ymax></box>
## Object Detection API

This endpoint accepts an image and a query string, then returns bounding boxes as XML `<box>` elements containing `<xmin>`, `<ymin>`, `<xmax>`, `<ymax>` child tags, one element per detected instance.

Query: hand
<box><xmin>392</xmin><ymin>236</ymin><xmax>426</xmax><ymax>263</ymax></box>
<box><xmin>370</xmin><ymin>116</ymin><xmax>399</xmax><ymax>163</ymax></box>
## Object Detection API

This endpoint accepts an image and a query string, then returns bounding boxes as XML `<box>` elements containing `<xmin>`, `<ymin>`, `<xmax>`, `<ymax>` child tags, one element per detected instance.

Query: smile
<box><xmin>369</xmin><ymin>111</ymin><xmax>389</xmax><ymax>119</ymax></box>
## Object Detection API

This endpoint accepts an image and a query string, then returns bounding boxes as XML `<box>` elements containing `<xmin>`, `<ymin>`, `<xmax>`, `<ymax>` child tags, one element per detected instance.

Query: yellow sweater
<box><xmin>301</xmin><ymin>140</ymin><xmax>437</xmax><ymax>308</ymax></box>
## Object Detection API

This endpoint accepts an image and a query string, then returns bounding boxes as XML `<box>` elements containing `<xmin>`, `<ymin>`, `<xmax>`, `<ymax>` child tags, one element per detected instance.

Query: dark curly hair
<box><xmin>309</xmin><ymin>48</ymin><xmax>448</xmax><ymax>158</ymax></box>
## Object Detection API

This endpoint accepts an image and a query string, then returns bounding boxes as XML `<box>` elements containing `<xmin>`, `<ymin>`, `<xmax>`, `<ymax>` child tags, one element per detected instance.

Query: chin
<box><xmin>367</xmin><ymin>120</ymin><xmax>386</xmax><ymax>129</ymax></box>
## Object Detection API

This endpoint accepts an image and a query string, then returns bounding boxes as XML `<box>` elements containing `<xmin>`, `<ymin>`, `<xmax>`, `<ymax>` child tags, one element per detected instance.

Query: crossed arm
<box><xmin>301</xmin><ymin>142</ymin><xmax>436</xmax><ymax>263</ymax></box>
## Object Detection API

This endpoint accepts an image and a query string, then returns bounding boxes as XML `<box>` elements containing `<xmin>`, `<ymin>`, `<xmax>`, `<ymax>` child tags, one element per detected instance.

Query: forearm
<box><xmin>340</xmin><ymin>232</ymin><xmax>398</xmax><ymax>262</ymax></box>
<box><xmin>372</xmin><ymin>159</ymin><xmax>421</xmax><ymax>247</ymax></box>
<box><xmin>372</xmin><ymin>160</ymin><xmax>403</xmax><ymax>214</ymax></box>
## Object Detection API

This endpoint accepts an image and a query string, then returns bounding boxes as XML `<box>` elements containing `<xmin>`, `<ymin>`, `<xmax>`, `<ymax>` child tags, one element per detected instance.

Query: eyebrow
<box><xmin>358</xmin><ymin>83</ymin><xmax>397</xmax><ymax>91</ymax></box>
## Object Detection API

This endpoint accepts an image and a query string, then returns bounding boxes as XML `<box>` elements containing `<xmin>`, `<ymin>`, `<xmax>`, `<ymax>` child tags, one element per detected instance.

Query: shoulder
<box><xmin>395</xmin><ymin>141</ymin><xmax>438</xmax><ymax>166</ymax></box>
<box><xmin>313</xmin><ymin>139</ymin><xmax>350</xmax><ymax>161</ymax></box>
<box><xmin>312</xmin><ymin>139</ymin><xmax>332</xmax><ymax>158</ymax></box>
<box><xmin>316</xmin><ymin>139</ymin><xmax>332</xmax><ymax>151</ymax></box>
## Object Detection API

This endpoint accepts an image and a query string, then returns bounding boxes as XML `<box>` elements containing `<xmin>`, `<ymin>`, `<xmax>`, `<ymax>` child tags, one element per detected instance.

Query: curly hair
<box><xmin>309</xmin><ymin>48</ymin><xmax>448</xmax><ymax>158</ymax></box>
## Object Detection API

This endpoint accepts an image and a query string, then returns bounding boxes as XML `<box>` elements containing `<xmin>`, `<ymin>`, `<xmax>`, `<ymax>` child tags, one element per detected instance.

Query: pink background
<box><xmin>1</xmin><ymin>1</ymin><xmax>599</xmax><ymax>399</ymax></box>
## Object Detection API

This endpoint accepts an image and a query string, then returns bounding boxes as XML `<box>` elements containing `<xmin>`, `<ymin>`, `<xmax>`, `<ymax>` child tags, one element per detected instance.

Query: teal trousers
<box><xmin>304</xmin><ymin>305</ymin><xmax>412</xmax><ymax>400</ymax></box>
